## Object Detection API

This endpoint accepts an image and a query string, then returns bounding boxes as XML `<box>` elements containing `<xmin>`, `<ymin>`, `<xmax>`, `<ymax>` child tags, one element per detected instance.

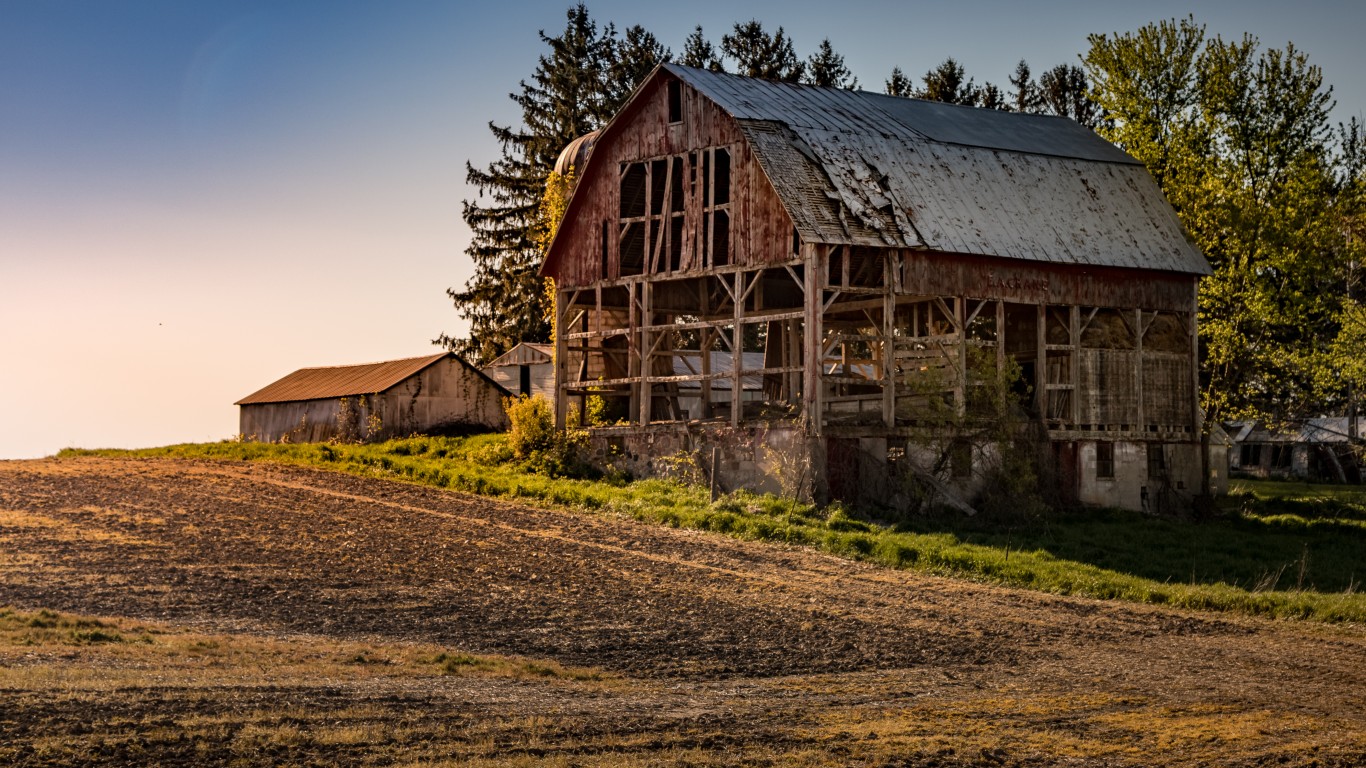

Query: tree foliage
<box><xmin>805</xmin><ymin>38</ymin><xmax>858</xmax><ymax>89</ymax></box>
<box><xmin>681</xmin><ymin>25</ymin><xmax>724</xmax><ymax>71</ymax></box>
<box><xmin>720</xmin><ymin>20</ymin><xmax>804</xmax><ymax>82</ymax></box>
<box><xmin>440</xmin><ymin>5</ymin><xmax>662</xmax><ymax>364</ymax></box>
<box><xmin>916</xmin><ymin>57</ymin><xmax>980</xmax><ymax>105</ymax></box>
<box><xmin>1085</xmin><ymin>16</ymin><xmax>1366</xmax><ymax>421</ymax></box>
<box><xmin>885</xmin><ymin>66</ymin><xmax>913</xmax><ymax>98</ymax></box>
<box><xmin>1037</xmin><ymin>64</ymin><xmax>1101</xmax><ymax>128</ymax></box>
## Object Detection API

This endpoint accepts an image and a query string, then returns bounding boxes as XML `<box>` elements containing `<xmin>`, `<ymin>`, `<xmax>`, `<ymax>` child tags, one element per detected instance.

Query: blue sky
<box><xmin>2</xmin><ymin>0</ymin><xmax>1362</xmax><ymax>459</ymax></box>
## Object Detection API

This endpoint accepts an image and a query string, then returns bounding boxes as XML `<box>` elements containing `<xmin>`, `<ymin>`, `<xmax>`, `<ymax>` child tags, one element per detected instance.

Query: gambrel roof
<box><xmin>546</xmin><ymin>64</ymin><xmax>1209</xmax><ymax>277</ymax></box>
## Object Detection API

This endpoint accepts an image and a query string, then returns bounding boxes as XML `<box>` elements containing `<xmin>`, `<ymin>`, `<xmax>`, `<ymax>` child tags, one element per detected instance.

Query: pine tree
<box><xmin>885</xmin><ymin>66</ymin><xmax>913</xmax><ymax>97</ymax></box>
<box><xmin>441</xmin><ymin>5</ymin><xmax>617</xmax><ymax>364</ymax></box>
<box><xmin>917</xmin><ymin>58</ymin><xmax>980</xmax><ymax>105</ymax></box>
<box><xmin>978</xmin><ymin>82</ymin><xmax>1007</xmax><ymax>111</ymax></box>
<box><xmin>606</xmin><ymin>25</ymin><xmax>671</xmax><ymax>108</ymax></box>
<box><xmin>1008</xmin><ymin>60</ymin><xmax>1040</xmax><ymax>112</ymax></box>
<box><xmin>681</xmin><ymin>25</ymin><xmax>724</xmax><ymax>71</ymax></box>
<box><xmin>804</xmin><ymin>38</ymin><xmax>858</xmax><ymax>89</ymax></box>
<box><xmin>720</xmin><ymin>20</ymin><xmax>804</xmax><ymax>82</ymax></box>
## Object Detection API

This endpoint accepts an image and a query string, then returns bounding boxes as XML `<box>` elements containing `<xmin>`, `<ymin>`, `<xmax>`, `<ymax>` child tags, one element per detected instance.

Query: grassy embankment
<box><xmin>62</xmin><ymin>436</ymin><xmax>1366</xmax><ymax>624</ymax></box>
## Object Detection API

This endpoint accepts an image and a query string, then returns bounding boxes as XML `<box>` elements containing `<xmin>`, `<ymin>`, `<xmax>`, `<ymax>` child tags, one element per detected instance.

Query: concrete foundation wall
<box><xmin>588</xmin><ymin>424</ymin><xmax>811</xmax><ymax>499</ymax></box>
<box><xmin>590</xmin><ymin>425</ymin><xmax>1225</xmax><ymax>514</ymax></box>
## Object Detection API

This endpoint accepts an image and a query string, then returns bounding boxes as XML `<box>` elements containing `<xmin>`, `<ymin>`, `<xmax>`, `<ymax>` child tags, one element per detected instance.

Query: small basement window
<box><xmin>668</xmin><ymin>80</ymin><xmax>683</xmax><ymax>123</ymax></box>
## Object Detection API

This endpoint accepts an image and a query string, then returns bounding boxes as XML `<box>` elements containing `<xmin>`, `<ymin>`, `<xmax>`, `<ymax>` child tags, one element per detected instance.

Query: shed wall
<box><xmin>239</xmin><ymin>357</ymin><xmax>508</xmax><ymax>442</ymax></box>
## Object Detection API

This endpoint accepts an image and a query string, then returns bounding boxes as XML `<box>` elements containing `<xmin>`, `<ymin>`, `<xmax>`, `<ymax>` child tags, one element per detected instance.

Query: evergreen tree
<box><xmin>804</xmin><ymin>38</ymin><xmax>858</xmax><ymax>89</ymax></box>
<box><xmin>440</xmin><ymin>5</ymin><xmax>617</xmax><ymax>364</ymax></box>
<box><xmin>720</xmin><ymin>20</ymin><xmax>804</xmax><ymax>82</ymax></box>
<box><xmin>1008</xmin><ymin>59</ymin><xmax>1040</xmax><ymax>112</ymax></box>
<box><xmin>978</xmin><ymin>82</ymin><xmax>1007</xmax><ymax>111</ymax></box>
<box><xmin>606</xmin><ymin>25</ymin><xmax>671</xmax><ymax>107</ymax></box>
<box><xmin>885</xmin><ymin>66</ymin><xmax>913</xmax><ymax>97</ymax></box>
<box><xmin>917</xmin><ymin>57</ymin><xmax>980</xmax><ymax>105</ymax></box>
<box><xmin>681</xmin><ymin>25</ymin><xmax>724</xmax><ymax>71</ymax></box>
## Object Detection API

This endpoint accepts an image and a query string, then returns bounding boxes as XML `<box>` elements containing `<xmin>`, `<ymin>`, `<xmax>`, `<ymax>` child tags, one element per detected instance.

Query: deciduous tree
<box><xmin>1086</xmin><ymin>16</ymin><xmax>1365</xmax><ymax>421</ymax></box>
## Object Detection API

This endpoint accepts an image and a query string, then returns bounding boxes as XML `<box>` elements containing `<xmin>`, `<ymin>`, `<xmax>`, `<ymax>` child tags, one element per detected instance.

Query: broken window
<box><xmin>615</xmin><ymin>146</ymin><xmax>732</xmax><ymax>277</ymax></box>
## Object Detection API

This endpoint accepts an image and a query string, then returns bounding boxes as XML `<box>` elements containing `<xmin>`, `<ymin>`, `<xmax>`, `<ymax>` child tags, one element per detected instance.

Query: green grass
<box><xmin>59</xmin><ymin>437</ymin><xmax>1366</xmax><ymax>624</ymax></box>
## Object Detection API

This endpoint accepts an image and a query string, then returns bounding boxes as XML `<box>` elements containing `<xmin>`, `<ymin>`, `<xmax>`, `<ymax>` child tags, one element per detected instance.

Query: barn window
<box><xmin>519</xmin><ymin>365</ymin><xmax>532</xmax><ymax>396</ymax></box>
<box><xmin>702</xmin><ymin>147</ymin><xmax>731</xmax><ymax>267</ymax></box>
<box><xmin>617</xmin><ymin>146</ymin><xmax>734</xmax><ymax>276</ymax></box>
<box><xmin>1240</xmin><ymin>444</ymin><xmax>1262</xmax><ymax>467</ymax></box>
<box><xmin>619</xmin><ymin>162</ymin><xmax>648</xmax><ymax>276</ymax></box>
<box><xmin>667</xmin><ymin>80</ymin><xmax>683</xmax><ymax>123</ymax></box>
<box><xmin>1096</xmin><ymin>441</ymin><xmax>1114</xmax><ymax>479</ymax></box>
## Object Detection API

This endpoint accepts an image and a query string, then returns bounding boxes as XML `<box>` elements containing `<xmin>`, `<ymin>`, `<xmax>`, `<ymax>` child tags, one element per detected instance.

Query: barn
<box><xmin>482</xmin><ymin>342</ymin><xmax>555</xmax><ymax>399</ymax></box>
<box><xmin>236</xmin><ymin>353</ymin><xmax>509</xmax><ymax>443</ymax></box>
<box><xmin>541</xmin><ymin>63</ymin><xmax>1218</xmax><ymax>512</ymax></box>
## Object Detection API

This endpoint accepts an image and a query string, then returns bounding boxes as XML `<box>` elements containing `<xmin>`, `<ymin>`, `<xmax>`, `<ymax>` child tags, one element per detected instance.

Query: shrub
<box><xmin>506</xmin><ymin>395</ymin><xmax>557</xmax><ymax>459</ymax></box>
<box><xmin>503</xmin><ymin>394</ymin><xmax>596</xmax><ymax>479</ymax></box>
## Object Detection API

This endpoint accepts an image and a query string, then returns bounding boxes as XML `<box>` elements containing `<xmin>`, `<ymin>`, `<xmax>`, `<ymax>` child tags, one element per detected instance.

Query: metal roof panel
<box><xmin>236</xmin><ymin>353</ymin><xmax>452</xmax><ymax>405</ymax></box>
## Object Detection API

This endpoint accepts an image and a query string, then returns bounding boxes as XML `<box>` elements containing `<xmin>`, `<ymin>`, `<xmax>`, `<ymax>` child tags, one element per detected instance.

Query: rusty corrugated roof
<box><xmin>235</xmin><ymin>353</ymin><xmax>452</xmax><ymax>405</ymax></box>
<box><xmin>663</xmin><ymin>64</ymin><xmax>1210</xmax><ymax>276</ymax></box>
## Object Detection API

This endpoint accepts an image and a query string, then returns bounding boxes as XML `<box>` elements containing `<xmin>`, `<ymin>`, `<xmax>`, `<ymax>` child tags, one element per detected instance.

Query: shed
<box><xmin>482</xmin><ymin>342</ymin><xmax>555</xmax><ymax>399</ymax></box>
<box><xmin>236</xmin><ymin>353</ymin><xmax>509</xmax><ymax>443</ymax></box>
<box><xmin>542</xmin><ymin>63</ymin><xmax>1217</xmax><ymax>511</ymax></box>
<box><xmin>1228</xmin><ymin>418</ymin><xmax>1364</xmax><ymax>483</ymax></box>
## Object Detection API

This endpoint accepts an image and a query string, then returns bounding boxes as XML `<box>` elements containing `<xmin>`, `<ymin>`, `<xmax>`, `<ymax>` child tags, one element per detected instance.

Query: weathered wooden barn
<box><xmin>483</xmin><ymin>342</ymin><xmax>555</xmax><ymax>399</ymax></box>
<box><xmin>236</xmin><ymin>353</ymin><xmax>509</xmax><ymax>443</ymax></box>
<box><xmin>541</xmin><ymin>63</ymin><xmax>1218</xmax><ymax>511</ymax></box>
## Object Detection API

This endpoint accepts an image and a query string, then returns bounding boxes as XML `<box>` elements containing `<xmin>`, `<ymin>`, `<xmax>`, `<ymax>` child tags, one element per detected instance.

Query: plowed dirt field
<box><xmin>1</xmin><ymin>456</ymin><xmax>1363</xmax><ymax>766</ymax></box>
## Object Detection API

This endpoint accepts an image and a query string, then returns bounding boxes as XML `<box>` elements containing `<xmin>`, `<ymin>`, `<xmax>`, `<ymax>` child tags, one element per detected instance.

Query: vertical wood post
<box><xmin>627</xmin><ymin>281</ymin><xmax>639</xmax><ymax>422</ymax></box>
<box><xmin>639</xmin><ymin>280</ymin><xmax>652</xmax><ymax>426</ymax></box>
<box><xmin>1135</xmin><ymin>308</ymin><xmax>1145</xmax><ymax>431</ymax></box>
<box><xmin>956</xmin><ymin>297</ymin><xmax>967</xmax><ymax>416</ymax></box>
<box><xmin>732</xmin><ymin>270</ymin><xmax>744</xmax><ymax>427</ymax></box>
<box><xmin>1036</xmin><ymin>303</ymin><xmax>1046</xmax><ymax>417</ymax></box>
<box><xmin>802</xmin><ymin>244</ymin><xmax>824</xmax><ymax>435</ymax></box>
<box><xmin>883</xmin><ymin>254</ymin><xmax>896</xmax><ymax>429</ymax></box>
<box><xmin>554</xmin><ymin>289</ymin><xmax>570</xmax><ymax>430</ymax></box>
<box><xmin>1070</xmin><ymin>304</ymin><xmax>1081</xmax><ymax>426</ymax></box>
